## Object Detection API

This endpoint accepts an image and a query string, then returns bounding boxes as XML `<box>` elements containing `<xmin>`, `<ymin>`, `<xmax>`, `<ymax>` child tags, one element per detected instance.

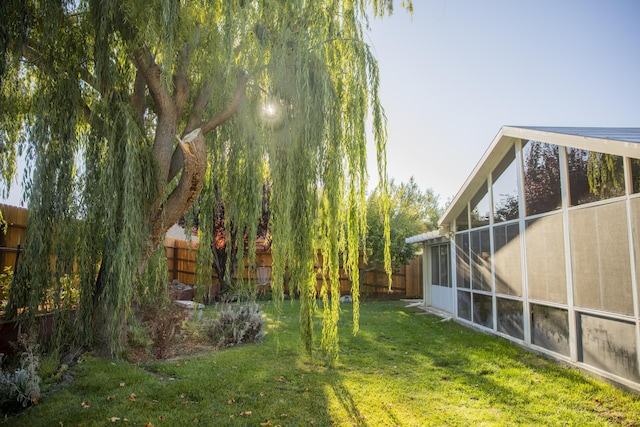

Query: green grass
<box><xmin>4</xmin><ymin>300</ymin><xmax>640</xmax><ymax>426</ymax></box>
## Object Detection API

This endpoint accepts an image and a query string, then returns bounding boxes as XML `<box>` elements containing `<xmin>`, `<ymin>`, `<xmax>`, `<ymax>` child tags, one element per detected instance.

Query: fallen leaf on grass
<box><xmin>119</xmin><ymin>382</ymin><xmax>125</xmax><ymax>387</ymax></box>
<box><xmin>106</xmin><ymin>395</ymin><xmax>115</xmax><ymax>401</ymax></box>
<box><xmin>260</xmin><ymin>421</ymin><xmax>272</xmax><ymax>426</ymax></box>
<box><xmin>227</xmin><ymin>398</ymin><xmax>235</xmax><ymax>404</ymax></box>
<box><xmin>158</xmin><ymin>415</ymin><xmax>165</xmax><ymax>421</ymax></box>
<box><xmin>108</xmin><ymin>417</ymin><xmax>120</xmax><ymax>422</ymax></box>
<box><xmin>143</xmin><ymin>423</ymin><xmax>153</xmax><ymax>427</ymax></box>
<box><xmin>81</xmin><ymin>401</ymin><xmax>90</xmax><ymax>408</ymax></box>
<box><xmin>193</xmin><ymin>418</ymin><xmax>199</xmax><ymax>424</ymax></box>
<box><xmin>129</xmin><ymin>393</ymin><xmax>137</xmax><ymax>402</ymax></box>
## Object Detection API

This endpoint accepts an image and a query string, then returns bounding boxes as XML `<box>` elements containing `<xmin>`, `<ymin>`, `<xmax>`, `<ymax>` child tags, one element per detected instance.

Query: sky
<box><xmin>2</xmin><ymin>1</ymin><xmax>639</xmax><ymax>208</ymax></box>
<box><xmin>364</xmin><ymin>0</ymin><xmax>640</xmax><ymax>205</ymax></box>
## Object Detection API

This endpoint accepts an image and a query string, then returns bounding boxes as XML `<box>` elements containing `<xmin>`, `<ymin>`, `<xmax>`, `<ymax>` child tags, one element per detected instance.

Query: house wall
<box><xmin>436</xmin><ymin>137</ymin><xmax>640</xmax><ymax>391</ymax></box>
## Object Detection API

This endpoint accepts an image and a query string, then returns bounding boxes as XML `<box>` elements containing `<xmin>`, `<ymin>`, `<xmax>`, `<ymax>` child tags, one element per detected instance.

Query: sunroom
<box><xmin>408</xmin><ymin>126</ymin><xmax>640</xmax><ymax>391</ymax></box>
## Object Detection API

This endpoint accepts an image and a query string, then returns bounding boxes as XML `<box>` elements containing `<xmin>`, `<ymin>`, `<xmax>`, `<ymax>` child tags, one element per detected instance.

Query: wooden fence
<box><xmin>0</xmin><ymin>204</ymin><xmax>27</xmax><ymax>274</ymax></box>
<box><xmin>0</xmin><ymin>204</ymin><xmax>423</xmax><ymax>300</ymax></box>
<box><xmin>164</xmin><ymin>237</ymin><xmax>423</xmax><ymax>300</ymax></box>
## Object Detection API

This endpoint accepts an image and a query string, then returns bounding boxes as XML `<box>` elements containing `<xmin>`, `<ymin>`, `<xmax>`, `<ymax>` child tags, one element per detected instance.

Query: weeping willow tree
<box><xmin>0</xmin><ymin>0</ymin><xmax>410</xmax><ymax>361</ymax></box>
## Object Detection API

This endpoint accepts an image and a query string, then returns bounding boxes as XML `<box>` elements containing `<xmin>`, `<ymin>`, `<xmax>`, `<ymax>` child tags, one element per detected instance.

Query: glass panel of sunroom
<box><xmin>631</xmin><ymin>158</ymin><xmax>640</xmax><ymax>194</ymax></box>
<box><xmin>492</xmin><ymin>146</ymin><xmax>519</xmax><ymax>222</ymax></box>
<box><xmin>567</xmin><ymin>148</ymin><xmax>625</xmax><ymax>206</ymax></box>
<box><xmin>470</xmin><ymin>184</ymin><xmax>491</xmax><ymax>228</ymax></box>
<box><xmin>578</xmin><ymin>314</ymin><xmax>640</xmax><ymax>383</ymax></box>
<box><xmin>531</xmin><ymin>304</ymin><xmax>570</xmax><ymax>357</ymax></box>
<box><xmin>472</xmin><ymin>293</ymin><xmax>493</xmax><ymax>329</ymax></box>
<box><xmin>522</xmin><ymin>140</ymin><xmax>562</xmax><ymax>216</ymax></box>
<box><xmin>456</xmin><ymin>206</ymin><xmax>469</xmax><ymax>231</ymax></box>
<box><xmin>497</xmin><ymin>297</ymin><xmax>524</xmax><ymax>340</ymax></box>
<box><xmin>457</xmin><ymin>291</ymin><xmax>471</xmax><ymax>321</ymax></box>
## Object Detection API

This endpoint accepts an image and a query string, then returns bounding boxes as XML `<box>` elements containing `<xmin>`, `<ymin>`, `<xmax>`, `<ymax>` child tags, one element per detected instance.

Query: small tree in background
<box><xmin>181</xmin><ymin>181</ymin><xmax>271</xmax><ymax>298</ymax></box>
<box><xmin>364</xmin><ymin>177</ymin><xmax>441</xmax><ymax>286</ymax></box>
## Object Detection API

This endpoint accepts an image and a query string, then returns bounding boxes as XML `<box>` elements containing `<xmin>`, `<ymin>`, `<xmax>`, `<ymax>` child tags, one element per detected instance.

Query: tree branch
<box><xmin>131</xmin><ymin>46</ymin><xmax>173</xmax><ymax>115</ymax></box>
<box><xmin>132</xmin><ymin>69</ymin><xmax>146</xmax><ymax>123</ymax></box>
<box><xmin>184</xmin><ymin>80</ymin><xmax>213</xmax><ymax>135</ymax></box>
<box><xmin>173</xmin><ymin>43</ymin><xmax>191</xmax><ymax>119</ymax></box>
<box><xmin>200</xmin><ymin>73</ymin><xmax>248</xmax><ymax>136</ymax></box>
<box><xmin>150</xmin><ymin>128</ymin><xmax>207</xmax><ymax>249</ymax></box>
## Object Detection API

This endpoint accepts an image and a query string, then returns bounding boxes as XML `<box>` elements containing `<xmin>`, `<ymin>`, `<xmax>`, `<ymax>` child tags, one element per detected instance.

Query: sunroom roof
<box><xmin>437</xmin><ymin>126</ymin><xmax>640</xmax><ymax>230</ymax></box>
<box><xmin>517</xmin><ymin>126</ymin><xmax>640</xmax><ymax>143</ymax></box>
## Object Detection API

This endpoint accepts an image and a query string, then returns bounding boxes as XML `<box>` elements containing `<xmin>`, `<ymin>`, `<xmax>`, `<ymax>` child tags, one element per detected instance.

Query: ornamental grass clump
<box><xmin>206</xmin><ymin>303</ymin><xmax>264</xmax><ymax>349</ymax></box>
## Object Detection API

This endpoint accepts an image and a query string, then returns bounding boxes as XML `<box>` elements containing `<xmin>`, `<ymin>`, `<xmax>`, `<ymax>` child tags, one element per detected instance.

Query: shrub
<box><xmin>0</xmin><ymin>267</ymin><xmax>13</xmax><ymax>312</ymax></box>
<box><xmin>0</xmin><ymin>336</ymin><xmax>41</xmax><ymax>408</ymax></box>
<box><xmin>207</xmin><ymin>303</ymin><xmax>264</xmax><ymax>349</ymax></box>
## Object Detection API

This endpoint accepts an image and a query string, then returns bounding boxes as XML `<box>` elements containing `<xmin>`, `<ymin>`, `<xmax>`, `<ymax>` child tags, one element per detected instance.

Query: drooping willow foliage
<box><xmin>0</xmin><ymin>0</ymin><xmax>411</xmax><ymax>361</ymax></box>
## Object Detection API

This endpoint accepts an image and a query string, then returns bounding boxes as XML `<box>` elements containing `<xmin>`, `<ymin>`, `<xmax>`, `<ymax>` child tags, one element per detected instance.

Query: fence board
<box><xmin>0</xmin><ymin>204</ymin><xmax>28</xmax><ymax>273</ymax></box>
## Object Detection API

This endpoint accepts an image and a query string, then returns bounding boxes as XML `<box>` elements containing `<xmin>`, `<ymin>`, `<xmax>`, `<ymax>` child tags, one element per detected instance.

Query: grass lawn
<box><xmin>4</xmin><ymin>300</ymin><xmax>640</xmax><ymax>426</ymax></box>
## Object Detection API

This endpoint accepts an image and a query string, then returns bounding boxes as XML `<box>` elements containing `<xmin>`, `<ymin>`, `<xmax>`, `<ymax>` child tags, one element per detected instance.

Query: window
<box><xmin>497</xmin><ymin>298</ymin><xmax>524</xmax><ymax>340</ymax></box>
<box><xmin>567</xmin><ymin>148</ymin><xmax>625</xmax><ymax>205</ymax></box>
<box><xmin>631</xmin><ymin>158</ymin><xmax>640</xmax><ymax>194</ymax></box>
<box><xmin>431</xmin><ymin>244</ymin><xmax>450</xmax><ymax>287</ymax></box>
<box><xmin>531</xmin><ymin>304</ymin><xmax>570</xmax><ymax>356</ymax></box>
<box><xmin>578</xmin><ymin>314</ymin><xmax>639</xmax><ymax>382</ymax></box>
<box><xmin>523</xmin><ymin>140</ymin><xmax>562</xmax><ymax>216</ymax></box>
<box><xmin>457</xmin><ymin>291</ymin><xmax>471</xmax><ymax>321</ymax></box>
<box><xmin>470</xmin><ymin>184</ymin><xmax>491</xmax><ymax>228</ymax></box>
<box><xmin>472</xmin><ymin>293</ymin><xmax>493</xmax><ymax>329</ymax></box>
<box><xmin>493</xmin><ymin>146</ymin><xmax>519</xmax><ymax>222</ymax></box>
<box><xmin>456</xmin><ymin>206</ymin><xmax>469</xmax><ymax>231</ymax></box>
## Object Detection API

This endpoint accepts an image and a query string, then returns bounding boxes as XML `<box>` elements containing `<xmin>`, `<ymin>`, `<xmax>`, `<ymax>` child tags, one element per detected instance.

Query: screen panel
<box><xmin>471</xmin><ymin>229</ymin><xmax>491</xmax><ymax>291</ymax></box>
<box><xmin>525</xmin><ymin>214</ymin><xmax>567</xmax><ymax>304</ymax></box>
<box><xmin>455</xmin><ymin>233</ymin><xmax>470</xmax><ymax>289</ymax></box>
<box><xmin>570</xmin><ymin>201</ymin><xmax>633</xmax><ymax>315</ymax></box>
<box><xmin>494</xmin><ymin>223</ymin><xmax>522</xmax><ymax>296</ymax></box>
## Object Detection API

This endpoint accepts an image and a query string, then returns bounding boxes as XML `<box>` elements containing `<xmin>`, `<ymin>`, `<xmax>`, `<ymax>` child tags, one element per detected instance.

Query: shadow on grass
<box><xmin>4</xmin><ymin>300</ymin><xmax>638</xmax><ymax>426</ymax></box>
